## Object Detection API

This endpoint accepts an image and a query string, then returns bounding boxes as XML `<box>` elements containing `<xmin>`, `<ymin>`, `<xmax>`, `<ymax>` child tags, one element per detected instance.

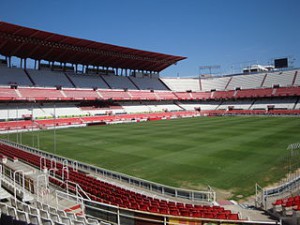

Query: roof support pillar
<box><xmin>19</xmin><ymin>58</ymin><xmax>23</xmax><ymax>68</ymax></box>
<box><xmin>8</xmin><ymin>56</ymin><xmax>11</xmax><ymax>68</ymax></box>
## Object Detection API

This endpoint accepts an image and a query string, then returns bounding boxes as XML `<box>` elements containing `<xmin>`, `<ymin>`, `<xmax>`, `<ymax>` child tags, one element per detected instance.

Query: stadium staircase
<box><xmin>224</xmin><ymin>77</ymin><xmax>232</xmax><ymax>90</ymax></box>
<box><xmin>24</xmin><ymin>69</ymin><xmax>36</xmax><ymax>86</ymax></box>
<box><xmin>127</xmin><ymin>76</ymin><xmax>140</xmax><ymax>90</ymax></box>
<box><xmin>64</xmin><ymin>73</ymin><xmax>76</xmax><ymax>88</ymax></box>
<box><xmin>260</xmin><ymin>73</ymin><xmax>268</xmax><ymax>87</ymax></box>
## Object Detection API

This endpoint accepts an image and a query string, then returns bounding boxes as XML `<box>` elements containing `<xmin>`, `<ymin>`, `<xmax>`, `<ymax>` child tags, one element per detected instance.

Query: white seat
<box><xmin>87</xmin><ymin>218</ymin><xmax>100</xmax><ymax>225</ymax></box>
<box><xmin>42</xmin><ymin>203</ymin><xmax>50</xmax><ymax>211</ymax></box>
<box><xmin>49</xmin><ymin>206</ymin><xmax>57</xmax><ymax>214</ymax></box>
<box><xmin>66</xmin><ymin>211</ymin><xmax>76</xmax><ymax>220</ymax></box>
<box><xmin>54</xmin><ymin>222</ymin><xmax>67</xmax><ymax>225</ymax></box>
<box><xmin>40</xmin><ymin>208</ymin><xmax>50</xmax><ymax>219</ymax></box>
<box><xmin>22</xmin><ymin>203</ymin><xmax>30</xmax><ymax>214</ymax></box>
<box><xmin>10</xmin><ymin>198</ymin><xmax>17</xmax><ymax>208</ymax></box>
<box><xmin>76</xmin><ymin>215</ymin><xmax>88</xmax><ymax>224</ymax></box>
<box><xmin>30</xmin><ymin>206</ymin><xmax>40</xmax><ymax>216</ymax></box>
<box><xmin>57</xmin><ymin>209</ymin><xmax>67</xmax><ymax>218</ymax></box>
<box><xmin>60</xmin><ymin>216</ymin><xmax>72</xmax><ymax>225</ymax></box>
<box><xmin>17</xmin><ymin>209</ymin><xmax>30</xmax><ymax>223</ymax></box>
<box><xmin>41</xmin><ymin>217</ymin><xmax>55</xmax><ymax>225</ymax></box>
<box><xmin>16</xmin><ymin>200</ymin><xmax>25</xmax><ymax>211</ymax></box>
<box><xmin>0</xmin><ymin>202</ymin><xmax>8</xmax><ymax>214</ymax></box>
<box><xmin>7</xmin><ymin>205</ymin><xmax>18</xmax><ymax>219</ymax></box>
<box><xmin>73</xmin><ymin>220</ymin><xmax>85</xmax><ymax>225</ymax></box>
<box><xmin>29</xmin><ymin>213</ymin><xmax>42</xmax><ymax>225</ymax></box>
<box><xmin>50</xmin><ymin>212</ymin><xmax>61</xmax><ymax>223</ymax></box>
<box><xmin>36</xmin><ymin>201</ymin><xmax>43</xmax><ymax>209</ymax></box>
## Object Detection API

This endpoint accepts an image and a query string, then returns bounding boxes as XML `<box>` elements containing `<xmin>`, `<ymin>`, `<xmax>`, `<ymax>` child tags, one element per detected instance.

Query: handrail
<box><xmin>54</xmin><ymin>189</ymin><xmax>279</xmax><ymax>225</ymax></box>
<box><xmin>66</xmin><ymin>180</ymin><xmax>91</xmax><ymax>201</ymax></box>
<box><xmin>13</xmin><ymin>169</ymin><xmax>25</xmax><ymax>202</ymax></box>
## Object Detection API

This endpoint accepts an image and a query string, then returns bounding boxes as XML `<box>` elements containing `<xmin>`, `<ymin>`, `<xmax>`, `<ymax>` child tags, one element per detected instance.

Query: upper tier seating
<box><xmin>294</xmin><ymin>71</ymin><xmax>300</xmax><ymax>86</ymax></box>
<box><xmin>67</xmin><ymin>73</ymin><xmax>110</xmax><ymax>89</ymax></box>
<box><xmin>201</xmin><ymin>77</ymin><xmax>231</xmax><ymax>91</ymax></box>
<box><xmin>130</xmin><ymin>77</ymin><xmax>169</xmax><ymax>90</ymax></box>
<box><xmin>101</xmin><ymin>75</ymin><xmax>137</xmax><ymax>90</ymax></box>
<box><xmin>227</xmin><ymin>73</ymin><xmax>265</xmax><ymax>90</ymax></box>
<box><xmin>27</xmin><ymin>69</ymin><xmax>74</xmax><ymax>87</ymax></box>
<box><xmin>263</xmin><ymin>70</ymin><xmax>295</xmax><ymax>88</ymax></box>
<box><xmin>161</xmin><ymin>78</ymin><xmax>200</xmax><ymax>92</ymax></box>
<box><xmin>0</xmin><ymin>67</ymin><xmax>32</xmax><ymax>86</ymax></box>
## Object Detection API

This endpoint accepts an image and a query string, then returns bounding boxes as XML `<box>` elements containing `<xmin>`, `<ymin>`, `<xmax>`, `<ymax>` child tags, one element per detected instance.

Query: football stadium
<box><xmin>0</xmin><ymin>10</ymin><xmax>299</xmax><ymax>225</ymax></box>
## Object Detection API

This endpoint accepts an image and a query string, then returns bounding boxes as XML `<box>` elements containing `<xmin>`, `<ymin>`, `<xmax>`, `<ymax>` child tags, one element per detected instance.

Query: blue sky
<box><xmin>0</xmin><ymin>0</ymin><xmax>299</xmax><ymax>77</ymax></box>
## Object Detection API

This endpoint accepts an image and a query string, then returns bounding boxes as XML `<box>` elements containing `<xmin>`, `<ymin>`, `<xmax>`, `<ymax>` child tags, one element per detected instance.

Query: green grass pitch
<box><xmin>4</xmin><ymin>116</ymin><xmax>300</xmax><ymax>199</ymax></box>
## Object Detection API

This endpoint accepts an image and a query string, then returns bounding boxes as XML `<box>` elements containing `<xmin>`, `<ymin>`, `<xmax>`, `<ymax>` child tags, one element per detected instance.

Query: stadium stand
<box><xmin>294</xmin><ymin>71</ymin><xmax>300</xmax><ymax>86</ymax></box>
<box><xmin>250</xmin><ymin>98</ymin><xmax>298</xmax><ymax>110</ymax></box>
<box><xmin>66</xmin><ymin>73</ymin><xmax>110</xmax><ymax>89</ymax></box>
<box><xmin>0</xmin><ymin>87</ymin><xmax>19</xmax><ymax>101</ymax></box>
<box><xmin>1</xmin><ymin>21</ymin><xmax>299</xmax><ymax>225</ymax></box>
<box><xmin>0</xmin><ymin>142</ymin><xmax>240</xmax><ymax>221</ymax></box>
<box><xmin>127</xmin><ymin>90</ymin><xmax>158</xmax><ymax>100</ymax></box>
<box><xmin>161</xmin><ymin>78</ymin><xmax>201</xmax><ymax>92</ymax></box>
<box><xmin>274</xmin><ymin>86</ymin><xmax>300</xmax><ymax>97</ymax></box>
<box><xmin>217</xmin><ymin>100</ymin><xmax>254</xmax><ymax>110</ymax></box>
<box><xmin>129</xmin><ymin>76</ymin><xmax>169</xmax><ymax>90</ymax></box>
<box><xmin>190</xmin><ymin>92</ymin><xmax>212</xmax><ymax>100</ymax></box>
<box><xmin>178</xmin><ymin>102</ymin><xmax>220</xmax><ymax>111</ymax></box>
<box><xmin>99</xmin><ymin>90</ymin><xmax>131</xmax><ymax>100</ymax></box>
<box><xmin>27</xmin><ymin>69</ymin><xmax>74</xmax><ymax>88</ymax></box>
<box><xmin>101</xmin><ymin>75</ymin><xmax>137</xmax><ymax>90</ymax></box>
<box><xmin>263</xmin><ymin>71</ymin><xmax>295</xmax><ymax>88</ymax></box>
<box><xmin>155</xmin><ymin>91</ymin><xmax>178</xmax><ymax>100</ymax></box>
<box><xmin>18</xmin><ymin>87</ymin><xmax>65</xmax><ymax>101</ymax></box>
<box><xmin>212</xmin><ymin>90</ymin><xmax>235</xmax><ymax>99</ymax></box>
<box><xmin>235</xmin><ymin>88</ymin><xmax>274</xmax><ymax>98</ymax></box>
<box><xmin>0</xmin><ymin>67</ymin><xmax>33</xmax><ymax>86</ymax></box>
<box><xmin>226</xmin><ymin>73</ymin><xmax>265</xmax><ymax>90</ymax></box>
<box><xmin>201</xmin><ymin>76</ymin><xmax>231</xmax><ymax>91</ymax></box>
<box><xmin>63</xmin><ymin>88</ymin><xmax>100</xmax><ymax>100</ymax></box>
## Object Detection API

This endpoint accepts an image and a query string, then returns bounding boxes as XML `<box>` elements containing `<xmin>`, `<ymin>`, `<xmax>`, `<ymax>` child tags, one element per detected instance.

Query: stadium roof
<box><xmin>0</xmin><ymin>21</ymin><xmax>186</xmax><ymax>72</ymax></box>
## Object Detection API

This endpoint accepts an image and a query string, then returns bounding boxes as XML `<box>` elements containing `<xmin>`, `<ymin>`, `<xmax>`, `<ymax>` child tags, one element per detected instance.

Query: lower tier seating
<box><xmin>0</xmin><ymin>143</ymin><xmax>240</xmax><ymax>220</ymax></box>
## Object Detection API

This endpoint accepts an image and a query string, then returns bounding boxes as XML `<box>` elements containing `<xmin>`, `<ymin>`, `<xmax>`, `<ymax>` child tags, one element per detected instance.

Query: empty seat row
<box><xmin>0</xmin><ymin>86</ymin><xmax>299</xmax><ymax>102</ymax></box>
